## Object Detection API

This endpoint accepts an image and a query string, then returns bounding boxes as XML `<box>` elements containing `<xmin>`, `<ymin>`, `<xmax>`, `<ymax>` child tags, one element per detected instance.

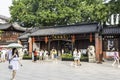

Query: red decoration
<box><xmin>45</xmin><ymin>36</ymin><xmax>48</xmax><ymax>43</ymax></box>
<box><xmin>72</xmin><ymin>35</ymin><xmax>75</xmax><ymax>43</ymax></box>
<box><xmin>90</xmin><ymin>33</ymin><xmax>92</xmax><ymax>42</ymax></box>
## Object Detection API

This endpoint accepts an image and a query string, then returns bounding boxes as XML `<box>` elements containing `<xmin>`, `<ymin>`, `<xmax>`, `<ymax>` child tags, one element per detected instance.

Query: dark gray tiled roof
<box><xmin>18</xmin><ymin>33</ymin><xmax>30</xmax><ymax>39</ymax></box>
<box><xmin>18</xmin><ymin>27</ymin><xmax>38</xmax><ymax>39</ymax></box>
<box><xmin>0</xmin><ymin>23</ymin><xmax>11</xmax><ymax>29</ymax></box>
<box><xmin>0</xmin><ymin>22</ymin><xmax>31</xmax><ymax>31</ymax></box>
<box><xmin>0</xmin><ymin>15</ymin><xmax>10</xmax><ymax>22</ymax></box>
<box><xmin>102</xmin><ymin>27</ymin><xmax>120</xmax><ymax>35</ymax></box>
<box><xmin>30</xmin><ymin>23</ymin><xmax>99</xmax><ymax>36</ymax></box>
<box><xmin>12</xmin><ymin>23</ymin><xmax>28</xmax><ymax>31</ymax></box>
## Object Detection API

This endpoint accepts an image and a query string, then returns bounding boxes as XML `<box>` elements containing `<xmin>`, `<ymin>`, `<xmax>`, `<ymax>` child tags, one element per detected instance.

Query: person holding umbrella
<box><xmin>10</xmin><ymin>48</ymin><xmax>23</xmax><ymax>80</ymax></box>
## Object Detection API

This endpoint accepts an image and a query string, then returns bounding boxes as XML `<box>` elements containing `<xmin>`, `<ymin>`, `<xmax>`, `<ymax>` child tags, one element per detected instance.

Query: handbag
<box><xmin>8</xmin><ymin>65</ymin><xmax>13</xmax><ymax>69</ymax></box>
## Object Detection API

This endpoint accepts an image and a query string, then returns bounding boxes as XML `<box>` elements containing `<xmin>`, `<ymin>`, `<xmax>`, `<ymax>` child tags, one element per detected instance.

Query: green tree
<box><xmin>10</xmin><ymin>0</ymin><xmax>109</xmax><ymax>27</ymax></box>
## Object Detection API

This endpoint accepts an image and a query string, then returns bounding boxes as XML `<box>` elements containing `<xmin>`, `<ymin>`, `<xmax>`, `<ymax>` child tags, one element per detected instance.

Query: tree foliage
<box><xmin>10</xmin><ymin>0</ymin><xmax>109</xmax><ymax>27</ymax></box>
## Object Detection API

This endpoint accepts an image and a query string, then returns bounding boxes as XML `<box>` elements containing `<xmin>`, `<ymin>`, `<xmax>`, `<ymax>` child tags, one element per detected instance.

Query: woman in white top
<box><xmin>73</xmin><ymin>48</ymin><xmax>78</xmax><ymax>66</ymax></box>
<box><xmin>73</xmin><ymin>49</ymin><xmax>81</xmax><ymax>66</ymax></box>
<box><xmin>44</xmin><ymin>50</ymin><xmax>49</xmax><ymax>60</ymax></box>
<box><xmin>10</xmin><ymin>48</ymin><xmax>22</xmax><ymax>80</ymax></box>
<box><xmin>1</xmin><ymin>48</ymin><xmax>7</xmax><ymax>62</ymax></box>
<box><xmin>39</xmin><ymin>49</ymin><xmax>44</xmax><ymax>60</ymax></box>
<box><xmin>77</xmin><ymin>49</ymin><xmax>81</xmax><ymax>65</ymax></box>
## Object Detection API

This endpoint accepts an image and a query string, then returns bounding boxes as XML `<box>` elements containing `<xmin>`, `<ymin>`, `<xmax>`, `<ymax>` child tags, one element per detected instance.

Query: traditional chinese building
<box><xmin>102</xmin><ymin>26</ymin><xmax>120</xmax><ymax>59</ymax></box>
<box><xmin>19</xmin><ymin>22</ymin><xmax>102</xmax><ymax>62</ymax></box>
<box><xmin>0</xmin><ymin>23</ymin><xmax>27</xmax><ymax>44</ymax></box>
<box><xmin>0</xmin><ymin>15</ymin><xmax>30</xmax><ymax>48</ymax></box>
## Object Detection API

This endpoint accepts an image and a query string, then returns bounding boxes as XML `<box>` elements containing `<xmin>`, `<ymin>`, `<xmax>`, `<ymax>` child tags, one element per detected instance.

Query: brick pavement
<box><xmin>0</xmin><ymin>60</ymin><xmax>120</xmax><ymax>80</ymax></box>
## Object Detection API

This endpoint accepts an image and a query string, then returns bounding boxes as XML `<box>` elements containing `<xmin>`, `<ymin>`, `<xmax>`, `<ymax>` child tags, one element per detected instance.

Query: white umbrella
<box><xmin>7</xmin><ymin>43</ymin><xmax>23</xmax><ymax>48</ymax></box>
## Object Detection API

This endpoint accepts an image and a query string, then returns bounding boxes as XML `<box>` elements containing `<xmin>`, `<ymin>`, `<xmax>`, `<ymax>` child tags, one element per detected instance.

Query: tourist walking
<box><xmin>10</xmin><ymin>48</ymin><xmax>22</xmax><ymax>80</ymax></box>
<box><xmin>39</xmin><ymin>49</ymin><xmax>44</xmax><ymax>60</ymax></box>
<box><xmin>51</xmin><ymin>47</ymin><xmax>57</xmax><ymax>60</ymax></box>
<box><xmin>0</xmin><ymin>51</ymin><xmax>2</xmax><ymax>62</ymax></box>
<box><xmin>44</xmin><ymin>49</ymin><xmax>49</xmax><ymax>60</ymax></box>
<box><xmin>112</xmin><ymin>50</ymin><xmax>120</xmax><ymax>67</ymax></box>
<box><xmin>52</xmin><ymin>49</ymin><xmax>57</xmax><ymax>60</ymax></box>
<box><xmin>33</xmin><ymin>48</ymin><xmax>38</xmax><ymax>62</ymax></box>
<box><xmin>1</xmin><ymin>48</ymin><xmax>7</xmax><ymax>62</ymax></box>
<box><xmin>77</xmin><ymin>49</ymin><xmax>82</xmax><ymax>65</ymax></box>
<box><xmin>73</xmin><ymin>48</ymin><xmax>81</xmax><ymax>66</ymax></box>
<box><xmin>73</xmin><ymin>48</ymin><xmax>77</xmax><ymax>66</ymax></box>
<box><xmin>7</xmin><ymin>48</ymin><xmax>12</xmax><ymax>64</ymax></box>
<box><xmin>32</xmin><ymin>50</ymin><xmax>34</xmax><ymax>62</ymax></box>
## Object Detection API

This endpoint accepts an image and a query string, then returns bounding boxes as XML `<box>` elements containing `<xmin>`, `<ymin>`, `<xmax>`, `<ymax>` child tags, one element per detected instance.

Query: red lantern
<box><xmin>72</xmin><ymin>35</ymin><xmax>75</xmax><ymax>43</ymax></box>
<box><xmin>45</xmin><ymin>36</ymin><xmax>48</xmax><ymax>43</ymax></box>
<box><xmin>90</xmin><ymin>33</ymin><xmax>92</xmax><ymax>42</ymax></box>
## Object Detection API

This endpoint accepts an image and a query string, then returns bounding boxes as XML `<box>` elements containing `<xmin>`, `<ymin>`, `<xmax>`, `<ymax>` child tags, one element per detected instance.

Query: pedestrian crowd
<box><xmin>0</xmin><ymin>48</ymin><xmax>24</xmax><ymax>63</ymax></box>
<box><xmin>0</xmin><ymin>47</ymin><xmax>23</xmax><ymax>80</ymax></box>
<box><xmin>0</xmin><ymin>46</ymin><xmax>120</xmax><ymax>80</ymax></box>
<box><xmin>32</xmin><ymin>47</ymin><xmax>58</xmax><ymax>62</ymax></box>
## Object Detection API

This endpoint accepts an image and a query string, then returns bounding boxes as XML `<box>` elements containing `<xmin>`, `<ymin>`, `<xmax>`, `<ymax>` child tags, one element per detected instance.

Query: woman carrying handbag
<box><xmin>10</xmin><ymin>48</ymin><xmax>23</xmax><ymax>80</ymax></box>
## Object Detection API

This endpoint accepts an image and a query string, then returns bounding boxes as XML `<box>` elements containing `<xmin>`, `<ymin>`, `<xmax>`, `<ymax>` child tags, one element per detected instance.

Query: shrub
<box><xmin>61</xmin><ymin>53</ymin><xmax>73</xmax><ymax>59</ymax></box>
<box><xmin>61</xmin><ymin>53</ymin><xmax>88</xmax><ymax>61</ymax></box>
<box><xmin>23</xmin><ymin>55</ymin><xmax>32</xmax><ymax>59</ymax></box>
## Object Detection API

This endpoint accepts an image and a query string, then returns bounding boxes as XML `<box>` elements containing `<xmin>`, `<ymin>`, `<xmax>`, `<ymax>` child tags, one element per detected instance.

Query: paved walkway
<box><xmin>0</xmin><ymin>60</ymin><xmax>120</xmax><ymax>80</ymax></box>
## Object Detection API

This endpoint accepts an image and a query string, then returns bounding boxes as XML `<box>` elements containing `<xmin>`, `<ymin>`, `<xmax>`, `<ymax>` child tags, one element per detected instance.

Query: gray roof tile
<box><xmin>18</xmin><ymin>33</ymin><xmax>30</xmax><ymax>39</ymax></box>
<box><xmin>30</xmin><ymin>23</ymin><xmax>99</xmax><ymax>36</ymax></box>
<box><xmin>0</xmin><ymin>23</ymin><xmax>11</xmax><ymax>29</ymax></box>
<box><xmin>102</xmin><ymin>27</ymin><xmax>120</xmax><ymax>35</ymax></box>
<box><xmin>0</xmin><ymin>22</ymin><xmax>31</xmax><ymax>31</ymax></box>
<box><xmin>0</xmin><ymin>15</ymin><xmax>10</xmax><ymax>22</ymax></box>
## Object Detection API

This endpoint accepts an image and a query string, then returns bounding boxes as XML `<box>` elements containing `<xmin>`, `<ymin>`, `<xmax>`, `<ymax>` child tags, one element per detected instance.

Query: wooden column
<box><xmin>28</xmin><ymin>37</ymin><xmax>32</xmax><ymax>54</ymax></box>
<box><xmin>99</xmin><ymin>36</ymin><xmax>103</xmax><ymax>62</ymax></box>
<box><xmin>71</xmin><ymin>42</ymin><xmax>74</xmax><ymax>54</ymax></box>
<box><xmin>95</xmin><ymin>33</ymin><xmax>100</xmax><ymax>63</ymax></box>
<box><xmin>71</xmin><ymin>35</ymin><xmax>75</xmax><ymax>53</ymax></box>
<box><xmin>48</xmin><ymin>40</ymin><xmax>51</xmax><ymax>53</ymax></box>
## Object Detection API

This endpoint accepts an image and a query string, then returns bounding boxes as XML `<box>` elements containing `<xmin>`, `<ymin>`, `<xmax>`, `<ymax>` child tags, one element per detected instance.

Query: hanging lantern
<box><xmin>90</xmin><ymin>33</ymin><xmax>92</xmax><ymax>42</ymax></box>
<box><xmin>45</xmin><ymin>36</ymin><xmax>48</xmax><ymax>43</ymax></box>
<box><xmin>32</xmin><ymin>37</ymin><xmax>35</xmax><ymax>43</ymax></box>
<box><xmin>71</xmin><ymin>35</ymin><xmax>75</xmax><ymax>43</ymax></box>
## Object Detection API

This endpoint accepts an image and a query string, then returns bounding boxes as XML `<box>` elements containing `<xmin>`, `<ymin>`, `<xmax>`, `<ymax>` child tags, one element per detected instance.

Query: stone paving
<box><xmin>0</xmin><ymin>60</ymin><xmax>120</xmax><ymax>80</ymax></box>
